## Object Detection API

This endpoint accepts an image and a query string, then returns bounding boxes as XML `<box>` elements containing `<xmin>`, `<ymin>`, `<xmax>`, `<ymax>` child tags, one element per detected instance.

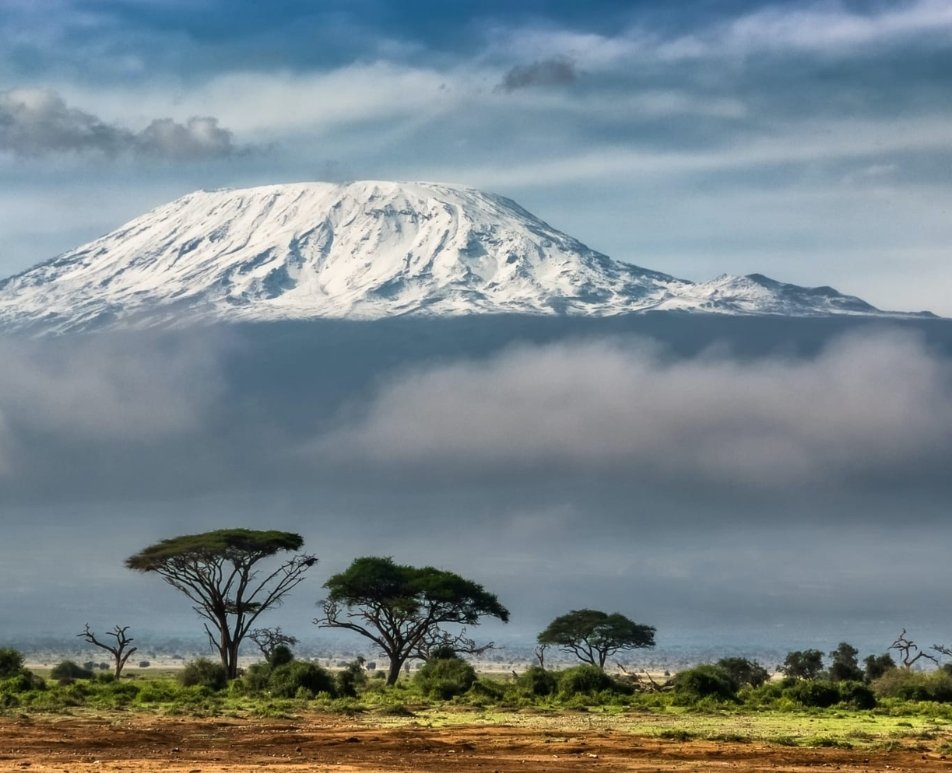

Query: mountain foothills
<box><xmin>0</xmin><ymin>181</ymin><xmax>933</xmax><ymax>332</ymax></box>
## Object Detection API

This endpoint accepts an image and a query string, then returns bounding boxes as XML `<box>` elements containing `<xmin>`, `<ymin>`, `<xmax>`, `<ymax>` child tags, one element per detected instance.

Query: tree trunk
<box><xmin>226</xmin><ymin>639</ymin><xmax>241</xmax><ymax>680</ymax></box>
<box><xmin>386</xmin><ymin>656</ymin><xmax>403</xmax><ymax>686</ymax></box>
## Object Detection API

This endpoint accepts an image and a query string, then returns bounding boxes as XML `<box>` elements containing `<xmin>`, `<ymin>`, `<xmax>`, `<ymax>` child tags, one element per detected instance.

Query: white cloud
<box><xmin>0</xmin><ymin>333</ymin><xmax>223</xmax><ymax>454</ymax></box>
<box><xmin>498</xmin><ymin>0</ymin><xmax>952</xmax><ymax>68</ymax></box>
<box><xmin>315</xmin><ymin>330</ymin><xmax>952</xmax><ymax>489</ymax></box>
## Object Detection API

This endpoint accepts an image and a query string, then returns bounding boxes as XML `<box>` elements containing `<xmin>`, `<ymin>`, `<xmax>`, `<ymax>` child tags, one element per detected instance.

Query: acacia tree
<box><xmin>249</xmin><ymin>627</ymin><xmax>299</xmax><ymax>661</ymax></box>
<box><xmin>537</xmin><ymin>609</ymin><xmax>655</xmax><ymax>670</ymax></box>
<box><xmin>77</xmin><ymin>624</ymin><xmax>138</xmax><ymax>679</ymax></box>
<box><xmin>315</xmin><ymin>556</ymin><xmax>509</xmax><ymax>686</ymax></box>
<box><xmin>781</xmin><ymin>649</ymin><xmax>825</xmax><ymax>679</ymax></box>
<box><xmin>126</xmin><ymin>529</ymin><xmax>316</xmax><ymax>678</ymax></box>
<box><xmin>828</xmin><ymin>642</ymin><xmax>864</xmax><ymax>682</ymax></box>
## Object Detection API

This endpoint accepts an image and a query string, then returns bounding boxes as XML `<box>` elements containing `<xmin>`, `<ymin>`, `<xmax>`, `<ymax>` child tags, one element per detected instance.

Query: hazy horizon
<box><xmin>2</xmin><ymin>316</ymin><xmax>951</xmax><ymax>665</ymax></box>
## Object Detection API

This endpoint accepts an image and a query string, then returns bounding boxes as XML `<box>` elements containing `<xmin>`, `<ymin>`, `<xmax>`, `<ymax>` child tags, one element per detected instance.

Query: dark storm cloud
<box><xmin>496</xmin><ymin>57</ymin><xmax>577</xmax><ymax>92</ymax></box>
<box><xmin>315</xmin><ymin>330</ymin><xmax>952</xmax><ymax>490</ymax></box>
<box><xmin>0</xmin><ymin>88</ymin><xmax>241</xmax><ymax>160</ymax></box>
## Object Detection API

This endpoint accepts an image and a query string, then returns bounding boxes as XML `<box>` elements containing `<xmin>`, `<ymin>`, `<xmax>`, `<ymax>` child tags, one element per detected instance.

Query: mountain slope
<box><xmin>0</xmin><ymin>181</ymin><xmax>930</xmax><ymax>332</ymax></box>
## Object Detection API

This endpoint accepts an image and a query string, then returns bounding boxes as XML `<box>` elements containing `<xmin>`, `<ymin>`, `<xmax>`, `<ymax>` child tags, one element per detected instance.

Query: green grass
<box><xmin>5</xmin><ymin>667</ymin><xmax>952</xmax><ymax>753</ymax></box>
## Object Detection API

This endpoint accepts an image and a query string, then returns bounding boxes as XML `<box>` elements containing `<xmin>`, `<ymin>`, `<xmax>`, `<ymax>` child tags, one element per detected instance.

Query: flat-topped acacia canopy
<box><xmin>125</xmin><ymin>529</ymin><xmax>305</xmax><ymax>569</ymax></box>
<box><xmin>127</xmin><ymin>528</ymin><xmax>315</xmax><ymax>678</ymax></box>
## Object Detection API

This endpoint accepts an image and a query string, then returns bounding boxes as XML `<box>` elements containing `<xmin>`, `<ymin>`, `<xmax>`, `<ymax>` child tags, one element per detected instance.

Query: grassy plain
<box><xmin>5</xmin><ymin>668</ymin><xmax>952</xmax><ymax>770</ymax></box>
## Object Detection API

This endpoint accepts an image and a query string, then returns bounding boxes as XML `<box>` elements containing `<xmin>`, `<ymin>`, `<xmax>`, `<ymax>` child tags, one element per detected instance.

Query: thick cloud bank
<box><xmin>0</xmin><ymin>333</ymin><xmax>223</xmax><ymax>482</ymax></box>
<box><xmin>0</xmin><ymin>89</ymin><xmax>240</xmax><ymax>160</ymax></box>
<box><xmin>1</xmin><ymin>322</ymin><xmax>951</xmax><ymax>641</ymax></box>
<box><xmin>1</xmin><ymin>324</ymin><xmax>949</xmax><ymax>503</ymax></box>
<box><xmin>318</xmin><ymin>330</ymin><xmax>952</xmax><ymax>490</ymax></box>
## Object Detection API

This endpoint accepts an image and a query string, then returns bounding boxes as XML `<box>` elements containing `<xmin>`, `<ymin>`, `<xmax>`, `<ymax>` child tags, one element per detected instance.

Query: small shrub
<box><xmin>180</xmin><ymin>658</ymin><xmax>228</xmax><ymax>691</ymax></box>
<box><xmin>672</xmin><ymin>665</ymin><xmax>738</xmax><ymax>703</ymax></box>
<box><xmin>243</xmin><ymin>662</ymin><xmax>272</xmax><ymax>693</ymax></box>
<box><xmin>133</xmin><ymin>681</ymin><xmax>181</xmax><ymax>704</ymax></box>
<box><xmin>659</xmin><ymin>729</ymin><xmax>695</xmax><ymax>741</ymax></box>
<box><xmin>336</xmin><ymin>659</ymin><xmax>368</xmax><ymax>698</ymax></box>
<box><xmin>873</xmin><ymin>669</ymin><xmax>952</xmax><ymax>702</ymax></box>
<box><xmin>468</xmin><ymin>678</ymin><xmax>506</xmax><ymax>702</ymax></box>
<box><xmin>0</xmin><ymin>669</ymin><xmax>45</xmax><ymax>693</ymax></box>
<box><xmin>269</xmin><ymin>644</ymin><xmax>294</xmax><ymax>667</ymax></box>
<box><xmin>558</xmin><ymin>665</ymin><xmax>614</xmax><ymax>697</ymax></box>
<box><xmin>807</xmin><ymin>736</ymin><xmax>852</xmax><ymax>749</ymax></box>
<box><xmin>716</xmin><ymin>657</ymin><xmax>770</xmax><ymax>688</ymax></box>
<box><xmin>784</xmin><ymin>680</ymin><xmax>840</xmax><ymax>708</ymax></box>
<box><xmin>0</xmin><ymin>649</ymin><xmax>24</xmax><ymax>678</ymax></box>
<box><xmin>51</xmin><ymin>660</ymin><xmax>94</xmax><ymax>682</ymax></box>
<box><xmin>863</xmin><ymin>653</ymin><xmax>897</xmax><ymax>682</ymax></box>
<box><xmin>268</xmin><ymin>661</ymin><xmax>336</xmax><ymax>699</ymax></box>
<box><xmin>101</xmin><ymin>680</ymin><xmax>140</xmax><ymax>706</ymax></box>
<box><xmin>517</xmin><ymin>666</ymin><xmax>558</xmax><ymax>697</ymax></box>
<box><xmin>837</xmin><ymin>680</ymin><xmax>876</xmax><ymax>709</ymax></box>
<box><xmin>414</xmin><ymin>656</ymin><xmax>476</xmax><ymax>699</ymax></box>
<box><xmin>828</xmin><ymin>643</ymin><xmax>864</xmax><ymax>683</ymax></box>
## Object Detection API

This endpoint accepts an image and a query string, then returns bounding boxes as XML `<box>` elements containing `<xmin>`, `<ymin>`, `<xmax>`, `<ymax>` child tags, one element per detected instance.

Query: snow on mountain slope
<box><xmin>656</xmin><ymin>273</ymin><xmax>883</xmax><ymax>316</ymax></box>
<box><xmin>0</xmin><ymin>181</ymin><xmax>931</xmax><ymax>332</ymax></box>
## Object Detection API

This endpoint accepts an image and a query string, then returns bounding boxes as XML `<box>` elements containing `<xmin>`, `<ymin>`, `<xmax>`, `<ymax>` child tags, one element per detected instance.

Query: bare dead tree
<box><xmin>534</xmin><ymin>643</ymin><xmax>547</xmax><ymax>669</ymax></box>
<box><xmin>410</xmin><ymin>626</ymin><xmax>496</xmax><ymax>661</ymax></box>
<box><xmin>612</xmin><ymin>661</ymin><xmax>670</xmax><ymax>692</ymax></box>
<box><xmin>931</xmin><ymin>643</ymin><xmax>952</xmax><ymax>661</ymax></box>
<box><xmin>77</xmin><ymin>624</ymin><xmax>138</xmax><ymax>679</ymax></box>
<box><xmin>249</xmin><ymin>627</ymin><xmax>299</xmax><ymax>661</ymax></box>
<box><xmin>890</xmin><ymin>629</ymin><xmax>939</xmax><ymax>669</ymax></box>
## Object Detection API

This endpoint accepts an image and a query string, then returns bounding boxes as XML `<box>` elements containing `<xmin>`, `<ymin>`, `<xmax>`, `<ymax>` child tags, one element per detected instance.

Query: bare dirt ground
<box><xmin>1</xmin><ymin>712</ymin><xmax>950</xmax><ymax>772</ymax></box>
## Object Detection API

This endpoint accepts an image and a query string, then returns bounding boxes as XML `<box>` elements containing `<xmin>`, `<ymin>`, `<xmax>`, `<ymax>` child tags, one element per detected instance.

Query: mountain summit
<box><xmin>0</xmin><ymin>181</ymin><xmax>929</xmax><ymax>332</ymax></box>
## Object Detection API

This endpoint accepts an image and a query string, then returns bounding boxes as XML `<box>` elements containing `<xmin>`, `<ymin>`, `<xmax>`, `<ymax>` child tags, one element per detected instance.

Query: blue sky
<box><xmin>2</xmin><ymin>0</ymin><xmax>952</xmax><ymax>313</ymax></box>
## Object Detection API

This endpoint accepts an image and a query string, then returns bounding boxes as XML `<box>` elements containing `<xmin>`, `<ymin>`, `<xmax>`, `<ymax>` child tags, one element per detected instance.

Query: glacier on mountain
<box><xmin>0</xmin><ymin>181</ymin><xmax>930</xmax><ymax>332</ymax></box>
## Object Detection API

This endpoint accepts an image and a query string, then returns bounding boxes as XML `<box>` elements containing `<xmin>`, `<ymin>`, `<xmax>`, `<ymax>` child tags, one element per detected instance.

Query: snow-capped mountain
<box><xmin>0</xmin><ymin>181</ymin><xmax>930</xmax><ymax>332</ymax></box>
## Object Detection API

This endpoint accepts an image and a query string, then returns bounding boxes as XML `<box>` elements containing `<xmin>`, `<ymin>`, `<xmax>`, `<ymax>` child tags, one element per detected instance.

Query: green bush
<box><xmin>100</xmin><ymin>680</ymin><xmax>140</xmax><ymax>706</ymax></box>
<box><xmin>558</xmin><ymin>664</ymin><xmax>615</xmax><ymax>697</ymax></box>
<box><xmin>133</xmin><ymin>680</ymin><xmax>181</xmax><ymax>704</ymax></box>
<box><xmin>783</xmin><ymin>679</ymin><xmax>840</xmax><ymax>708</ymax></box>
<box><xmin>414</xmin><ymin>656</ymin><xmax>477</xmax><ymax>699</ymax></box>
<box><xmin>243</xmin><ymin>662</ymin><xmax>272</xmax><ymax>693</ymax></box>
<box><xmin>837</xmin><ymin>680</ymin><xmax>876</xmax><ymax>709</ymax></box>
<box><xmin>0</xmin><ymin>669</ymin><xmax>45</xmax><ymax>694</ymax></box>
<box><xmin>716</xmin><ymin>657</ymin><xmax>770</xmax><ymax>688</ymax></box>
<box><xmin>517</xmin><ymin>666</ymin><xmax>558</xmax><ymax>696</ymax></box>
<box><xmin>781</xmin><ymin>649</ymin><xmax>824</xmax><ymax>680</ymax></box>
<box><xmin>672</xmin><ymin>665</ymin><xmax>738</xmax><ymax>703</ymax></box>
<box><xmin>269</xmin><ymin>644</ymin><xmax>294</xmax><ymax>667</ymax></box>
<box><xmin>828</xmin><ymin>643</ymin><xmax>864</xmax><ymax>683</ymax></box>
<box><xmin>336</xmin><ymin>660</ymin><xmax>368</xmax><ymax>698</ymax></box>
<box><xmin>180</xmin><ymin>658</ymin><xmax>228</xmax><ymax>691</ymax></box>
<box><xmin>0</xmin><ymin>649</ymin><xmax>24</xmax><ymax>678</ymax></box>
<box><xmin>873</xmin><ymin>669</ymin><xmax>952</xmax><ymax>702</ymax></box>
<box><xmin>468</xmin><ymin>678</ymin><xmax>506</xmax><ymax>702</ymax></box>
<box><xmin>268</xmin><ymin>661</ymin><xmax>336</xmax><ymax>699</ymax></box>
<box><xmin>51</xmin><ymin>660</ymin><xmax>94</xmax><ymax>682</ymax></box>
<box><xmin>863</xmin><ymin>653</ymin><xmax>896</xmax><ymax>682</ymax></box>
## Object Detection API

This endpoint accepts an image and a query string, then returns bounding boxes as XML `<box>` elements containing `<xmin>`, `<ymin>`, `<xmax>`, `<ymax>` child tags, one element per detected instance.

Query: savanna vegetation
<box><xmin>5</xmin><ymin>526</ymin><xmax>952</xmax><ymax>758</ymax></box>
